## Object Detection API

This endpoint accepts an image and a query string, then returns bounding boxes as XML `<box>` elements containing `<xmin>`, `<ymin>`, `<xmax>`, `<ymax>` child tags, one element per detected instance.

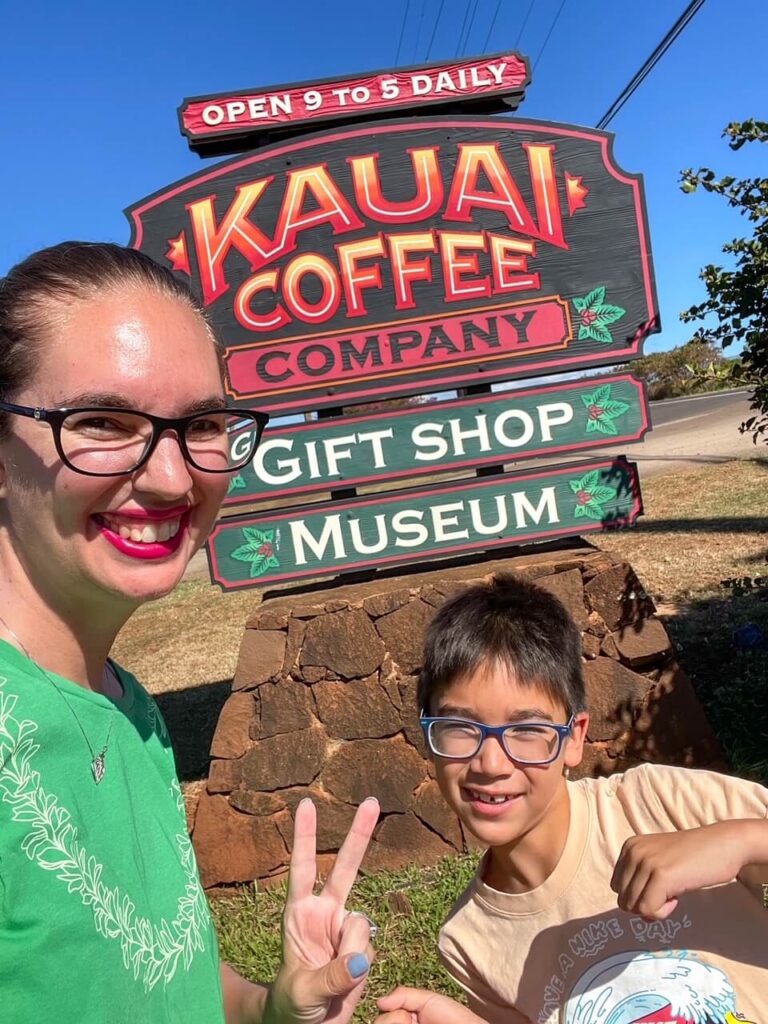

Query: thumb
<box><xmin>377</xmin><ymin>987</ymin><xmax>433</xmax><ymax>1012</ymax></box>
<box><xmin>312</xmin><ymin>951</ymin><xmax>370</xmax><ymax>999</ymax></box>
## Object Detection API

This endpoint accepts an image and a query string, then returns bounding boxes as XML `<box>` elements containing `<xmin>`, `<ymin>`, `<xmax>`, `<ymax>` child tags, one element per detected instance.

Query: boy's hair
<box><xmin>418</xmin><ymin>573</ymin><xmax>586</xmax><ymax>716</ymax></box>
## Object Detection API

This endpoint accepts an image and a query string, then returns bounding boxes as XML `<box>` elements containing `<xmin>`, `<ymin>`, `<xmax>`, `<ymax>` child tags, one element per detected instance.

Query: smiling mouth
<box><xmin>97</xmin><ymin>513</ymin><xmax>183</xmax><ymax>545</ymax></box>
<box><xmin>464</xmin><ymin>788</ymin><xmax>519</xmax><ymax>805</ymax></box>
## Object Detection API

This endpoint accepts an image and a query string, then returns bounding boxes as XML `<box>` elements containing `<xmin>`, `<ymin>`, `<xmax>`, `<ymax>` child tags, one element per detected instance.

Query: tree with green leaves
<box><xmin>680</xmin><ymin>119</ymin><xmax>768</xmax><ymax>443</ymax></box>
<box><xmin>620</xmin><ymin>339</ymin><xmax>735</xmax><ymax>400</ymax></box>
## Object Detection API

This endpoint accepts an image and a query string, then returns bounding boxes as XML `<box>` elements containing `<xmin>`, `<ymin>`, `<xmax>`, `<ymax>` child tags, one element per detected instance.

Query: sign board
<box><xmin>178</xmin><ymin>52</ymin><xmax>529</xmax><ymax>154</ymax></box>
<box><xmin>126</xmin><ymin>117</ymin><xmax>660</xmax><ymax>414</ymax></box>
<box><xmin>129</xmin><ymin>62</ymin><xmax>660</xmax><ymax>590</ymax></box>
<box><xmin>225</xmin><ymin>373</ymin><xmax>649</xmax><ymax>506</ymax></box>
<box><xmin>208</xmin><ymin>457</ymin><xmax>641</xmax><ymax>588</ymax></box>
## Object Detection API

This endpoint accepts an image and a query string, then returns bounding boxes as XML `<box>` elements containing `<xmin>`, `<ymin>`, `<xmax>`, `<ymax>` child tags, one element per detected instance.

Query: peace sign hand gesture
<box><xmin>264</xmin><ymin>796</ymin><xmax>380</xmax><ymax>1024</ymax></box>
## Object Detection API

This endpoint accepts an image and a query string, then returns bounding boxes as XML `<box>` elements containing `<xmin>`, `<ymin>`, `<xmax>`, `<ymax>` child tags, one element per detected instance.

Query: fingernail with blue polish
<box><xmin>349</xmin><ymin>953</ymin><xmax>369</xmax><ymax>978</ymax></box>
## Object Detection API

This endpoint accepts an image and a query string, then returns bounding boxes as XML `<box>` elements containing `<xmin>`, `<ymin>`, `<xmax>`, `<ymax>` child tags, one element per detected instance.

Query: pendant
<box><xmin>91</xmin><ymin>751</ymin><xmax>106</xmax><ymax>784</ymax></box>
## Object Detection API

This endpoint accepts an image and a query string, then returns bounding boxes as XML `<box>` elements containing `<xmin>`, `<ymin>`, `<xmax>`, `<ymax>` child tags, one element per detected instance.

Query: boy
<box><xmin>376</xmin><ymin>575</ymin><xmax>768</xmax><ymax>1024</ymax></box>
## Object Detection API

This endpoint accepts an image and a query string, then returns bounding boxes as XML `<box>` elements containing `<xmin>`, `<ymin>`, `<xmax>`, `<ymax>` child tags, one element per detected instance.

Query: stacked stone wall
<box><xmin>191</xmin><ymin>546</ymin><xmax>723</xmax><ymax>889</ymax></box>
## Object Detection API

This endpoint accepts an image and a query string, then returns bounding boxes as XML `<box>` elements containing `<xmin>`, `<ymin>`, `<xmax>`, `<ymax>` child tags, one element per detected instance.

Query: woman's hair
<box><xmin>0</xmin><ymin>241</ymin><xmax>222</xmax><ymax>435</ymax></box>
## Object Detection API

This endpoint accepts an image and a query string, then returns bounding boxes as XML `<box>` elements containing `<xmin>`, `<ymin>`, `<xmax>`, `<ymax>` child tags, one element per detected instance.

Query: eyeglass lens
<box><xmin>428</xmin><ymin>720</ymin><xmax>561</xmax><ymax>763</ymax></box>
<box><xmin>59</xmin><ymin>410</ymin><xmax>261</xmax><ymax>474</ymax></box>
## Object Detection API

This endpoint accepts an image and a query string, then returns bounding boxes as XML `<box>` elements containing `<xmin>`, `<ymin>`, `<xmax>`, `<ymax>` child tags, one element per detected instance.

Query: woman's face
<box><xmin>0</xmin><ymin>285</ymin><xmax>231</xmax><ymax>612</ymax></box>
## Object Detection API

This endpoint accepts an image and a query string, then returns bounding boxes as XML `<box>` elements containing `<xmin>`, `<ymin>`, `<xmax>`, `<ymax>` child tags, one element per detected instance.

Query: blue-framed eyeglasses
<box><xmin>0</xmin><ymin>400</ymin><xmax>269</xmax><ymax>477</ymax></box>
<box><xmin>420</xmin><ymin>714</ymin><xmax>575</xmax><ymax>765</ymax></box>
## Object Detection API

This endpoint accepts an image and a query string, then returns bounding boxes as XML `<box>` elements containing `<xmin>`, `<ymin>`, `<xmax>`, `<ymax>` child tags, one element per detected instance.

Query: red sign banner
<box><xmin>226</xmin><ymin>297</ymin><xmax>569</xmax><ymax>401</ymax></box>
<box><xmin>179</xmin><ymin>52</ymin><xmax>529</xmax><ymax>153</ymax></box>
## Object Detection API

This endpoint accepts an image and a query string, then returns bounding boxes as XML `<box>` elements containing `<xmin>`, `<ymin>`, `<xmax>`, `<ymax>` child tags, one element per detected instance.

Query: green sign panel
<box><xmin>225</xmin><ymin>373</ymin><xmax>649</xmax><ymax>506</ymax></box>
<box><xmin>209</xmin><ymin>457</ymin><xmax>641</xmax><ymax>589</ymax></box>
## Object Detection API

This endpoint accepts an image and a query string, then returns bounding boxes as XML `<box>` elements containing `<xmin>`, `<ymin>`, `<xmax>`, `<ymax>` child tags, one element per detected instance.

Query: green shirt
<box><xmin>0</xmin><ymin>641</ymin><xmax>225</xmax><ymax>1023</ymax></box>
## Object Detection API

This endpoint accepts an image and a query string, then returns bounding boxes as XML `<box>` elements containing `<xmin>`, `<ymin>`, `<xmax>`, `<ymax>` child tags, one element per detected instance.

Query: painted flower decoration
<box><xmin>573</xmin><ymin>287</ymin><xmax>626</xmax><ymax>344</ymax></box>
<box><xmin>569</xmin><ymin>470</ymin><xmax>617</xmax><ymax>521</ymax></box>
<box><xmin>581</xmin><ymin>384</ymin><xmax>631</xmax><ymax>436</ymax></box>
<box><xmin>231</xmin><ymin>526</ymin><xmax>280</xmax><ymax>578</ymax></box>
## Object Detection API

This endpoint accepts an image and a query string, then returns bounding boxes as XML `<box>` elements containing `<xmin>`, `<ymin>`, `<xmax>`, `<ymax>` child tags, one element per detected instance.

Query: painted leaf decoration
<box><xmin>249</xmin><ymin>553</ymin><xmax>280</xmax><ymax>579</ymax></box>
<box><xmin>591</xmin><ymin>417</ymin><xmax>619</xmax><ymax>436</ymax></box>
<box><xmin>569</xmin><ymin>479</ymin><xmax>584</xmax><ymax>494</ymax></box>
<box><xmin>584</xmin><ymin>324</ymin><xmax>614</xmax><ymax>344</ymax></box>
<box><xmin>231</xmin><ymin>542</ymin><xmax>259</xmax><ymax>564</ymax></box>
<box><xmin>573</xmin><ymin>296</ymin><xmax>587</xmax><ymax>312</ymax></box>
<box><xmin>227</xmin><ymin>475</ymin><xmax>246</xmax><ymax>493</ymax></box>
<box><xmin>590</xmin><ymin>485</ymin><xmax>617</xmax><ymax>503</ymax></box>
<box><xmin>583</xmin><ymin>501</ymin><xmax>607</xmax><ymax>521</ymax></box>
<box><xmin>583</xmin><ymin>286</ymin><xmax>606</xmax><ymax>310</ymax></box>
<box><xmin>574</xmin><ymin>503</ymin><xmax>587</xmax><ymax>518</ymax></box>
<box><xmin>577</xmin><ymin>325</ymin><xmax>593</xmax><ymax>341</ymax></box>
<box><xmin>242</xmin><ymin>526</ymin><xmax>274</xmax><ymax>546</ymax></box>
<box><xmin>602</xmin><ymin>400</ymin><xmax>630</xmax><ymax>418</ymax></box>
<box><xmin>594</xmin><ymin>303</ymin><xmax>626</xmax><ymax>325</ymax></box>
<box><xmin>581</xmin><ymin>470</ymin><xmax>600</xmax><ymax>491</ymax></box>
<box><xmin>231</xmin><ymin>530</ymin><xmax>273</xmax><ymax>561</ymax></box>
<box><xmin>591</xmin><ymin>384</ymin><xmax>612</xmax><ymax>405</ymax></box>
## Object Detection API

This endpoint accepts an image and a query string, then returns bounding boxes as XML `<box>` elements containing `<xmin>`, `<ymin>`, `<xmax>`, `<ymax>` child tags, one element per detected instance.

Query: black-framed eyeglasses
<box><xmin>420</xmin><ymin>714</ymin><xmax>575</xmax><ymax>765</ymax></box>
<box><xmin>0</xmin><ymin>400</ymin><xmax>269</xmax><ymax>477</ymax></box>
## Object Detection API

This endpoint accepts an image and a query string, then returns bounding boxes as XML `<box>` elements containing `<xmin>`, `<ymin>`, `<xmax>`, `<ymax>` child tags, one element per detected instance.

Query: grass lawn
<box><xmin>113</xmin><ymin>456</ymin><xmax>768</xmax><ymax>1019</ymax></box>
<box><xmin>212</xmin><ymin>857</ymin><xmax>478</xmax><ymax>1019</ymax></box>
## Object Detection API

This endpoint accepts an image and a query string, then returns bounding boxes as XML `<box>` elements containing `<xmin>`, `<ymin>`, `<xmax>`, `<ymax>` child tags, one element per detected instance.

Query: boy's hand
<box><xmin>611</xmin><ymin>821</ymin><xmax>749</xmax><ymax>920</ymax></box>
<box><xmin>375</xmin><ymin>988</ymin><xmax>485</xmax><ymax>1024</ymax></box>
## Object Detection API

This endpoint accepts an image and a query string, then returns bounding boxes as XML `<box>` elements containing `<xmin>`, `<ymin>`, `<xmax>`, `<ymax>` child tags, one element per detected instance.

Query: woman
<box><xmin>0</xmin><ymin>241</ymin><xmax>378</xmax><ymax>1023</ymax></box>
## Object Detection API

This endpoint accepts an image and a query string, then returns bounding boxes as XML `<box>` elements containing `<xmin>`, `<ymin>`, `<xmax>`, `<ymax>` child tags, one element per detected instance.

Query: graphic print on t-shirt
<box><xmin>563</xmin><ymin>950</ymin><xmax>756</xmax><ymax>1024</ymax></box>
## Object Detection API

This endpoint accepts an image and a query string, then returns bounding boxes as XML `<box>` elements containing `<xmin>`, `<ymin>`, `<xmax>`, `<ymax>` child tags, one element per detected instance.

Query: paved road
<box><xmin>618</xmin><ymin>387</ymin><xmax>757</xmax><ymax>477</ymax></box>
<box><xmin>649</xmin><ymin>388</ymin><xmax>752</xmax><ymax>429</ymax></box>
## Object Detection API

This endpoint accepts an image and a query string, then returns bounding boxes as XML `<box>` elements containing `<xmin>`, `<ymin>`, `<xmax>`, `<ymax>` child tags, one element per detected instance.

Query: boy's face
<box><xmin>429</xmin><ymin>661</ymin><xmax>588</xmax><ymax>853</ymax></box>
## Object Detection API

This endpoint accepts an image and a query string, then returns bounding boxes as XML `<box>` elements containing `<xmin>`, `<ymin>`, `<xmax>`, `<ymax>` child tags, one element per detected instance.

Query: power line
<box><xmin>533</xmin><ymin>0</ymin><xmax>569</xmax><ymax>71</ymax></box>
<box><xmin>514</xmin><ymin>0</ymin><xmax>536</xmax><ymax>50</ymax></box>
<box><xmin>425</xmin><ymin>0</ymin><xmax>447</xmax><ymax>59</ymax></box>
<box><xmin>457</xmin><ymin>0</ymin><xmax>482</xmax><ymax>56</ymax></box>
<box><xmin>482</xmin><ymin>0</ymin><xmax>503</xmax><ymax>52</ymax></box>
<box><xmin>395</xmin><ymin>0</ymin><xmax>412</xmax><ymax>64</ymax></box>
<box><xmin>596</xmin><ymin>0</ymin><xmax>707</xmax><ymax>129</ymax></box>
<box><xmin>412</xmin><ymin>0</ymin><xmax>427</xmax><ymax>62</ymax></box>
<box><xmin>453</xmin><ymin>0</ymin><xmax>473</xmax><ymax>57</ymax></box>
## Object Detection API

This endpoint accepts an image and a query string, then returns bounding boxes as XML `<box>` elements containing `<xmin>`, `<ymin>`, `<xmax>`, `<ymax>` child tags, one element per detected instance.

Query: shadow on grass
<box><xmin>613</xmin><ymin>516</ymin><xmax>768</xmax><ymax>534</ymax></box>
<box><xmin>156</xmin><ymin>678</ymin><xmax>231</xmax><ymax>781</ymax></box>
<box><xmin>661</xmin><ymin>586</ymin><xmax>768</xmax><ymax>784</ymax></box>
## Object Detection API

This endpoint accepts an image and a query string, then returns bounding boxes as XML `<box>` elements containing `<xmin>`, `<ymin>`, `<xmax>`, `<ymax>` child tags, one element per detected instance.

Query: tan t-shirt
<box><xmin>439</xmin><ymin>764</ymin><xmax>768</xmax><ymax>1024</ymax></box>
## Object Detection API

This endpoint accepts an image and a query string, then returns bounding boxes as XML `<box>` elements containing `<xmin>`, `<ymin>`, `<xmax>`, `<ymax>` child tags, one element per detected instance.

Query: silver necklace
<box><xmin>0</xmin><ymin>612</ymin><xmax>116</xmax><ymax>784</ymax></box>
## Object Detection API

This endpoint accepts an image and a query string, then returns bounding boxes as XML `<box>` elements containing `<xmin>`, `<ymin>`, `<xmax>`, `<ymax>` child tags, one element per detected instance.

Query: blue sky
<box><xmin>1</xmin><ymin>0</ymin><xmax>765</xmax><ymax>356</ymax></box>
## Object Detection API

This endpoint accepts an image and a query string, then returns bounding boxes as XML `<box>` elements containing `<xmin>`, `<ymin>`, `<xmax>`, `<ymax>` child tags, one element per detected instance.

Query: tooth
<box><xmin>141</xmin><ymin>525</ymin><xmax>158</xmax><ymax>543</ymax></box>
<box><xmin>157</xmin><ymin>522</ymin><xmax>170</xmax><ymax>542</ymax></box>
<box><xmin>169</xmin><ymin>519</ymin><xmax>180</xmax><ymax>538</ymax></box>
<box><xmin>119</xmin><ymin>525</ymin><xmax>131</xmax><ymax>539</ymax></box>
<box><xmin>129</xmin><ymin>528</ymin><xmax>143</xmax><ymax>542</ymax></box>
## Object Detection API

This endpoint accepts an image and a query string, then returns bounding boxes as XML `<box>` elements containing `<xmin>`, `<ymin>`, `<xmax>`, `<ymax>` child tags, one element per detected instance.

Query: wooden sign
<box><xmin>225</xmin><ymin>373</ymin><xmax>649</xmax><ymax>506</ymax></box>
<box><xmin>178</xmin><ymin>52</ymin><xmax>529</xmax><ymax>155</ymax></box>
<box><xmin>126</xmin><ymin>117</ymin><xmax>659</xmax><ymax>414</ymax></box>
<box><xmin>208</xmin><ymin>457</ymin><xmax>641</xmax><ymax>588</ymax></box>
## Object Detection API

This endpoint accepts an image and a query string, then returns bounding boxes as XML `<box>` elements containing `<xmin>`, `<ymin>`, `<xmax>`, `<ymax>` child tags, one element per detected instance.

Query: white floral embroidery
<box><xmin>0</xmin><ymin>679</ymin><xmax>210</xmax><ymax>991</ymax></box>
